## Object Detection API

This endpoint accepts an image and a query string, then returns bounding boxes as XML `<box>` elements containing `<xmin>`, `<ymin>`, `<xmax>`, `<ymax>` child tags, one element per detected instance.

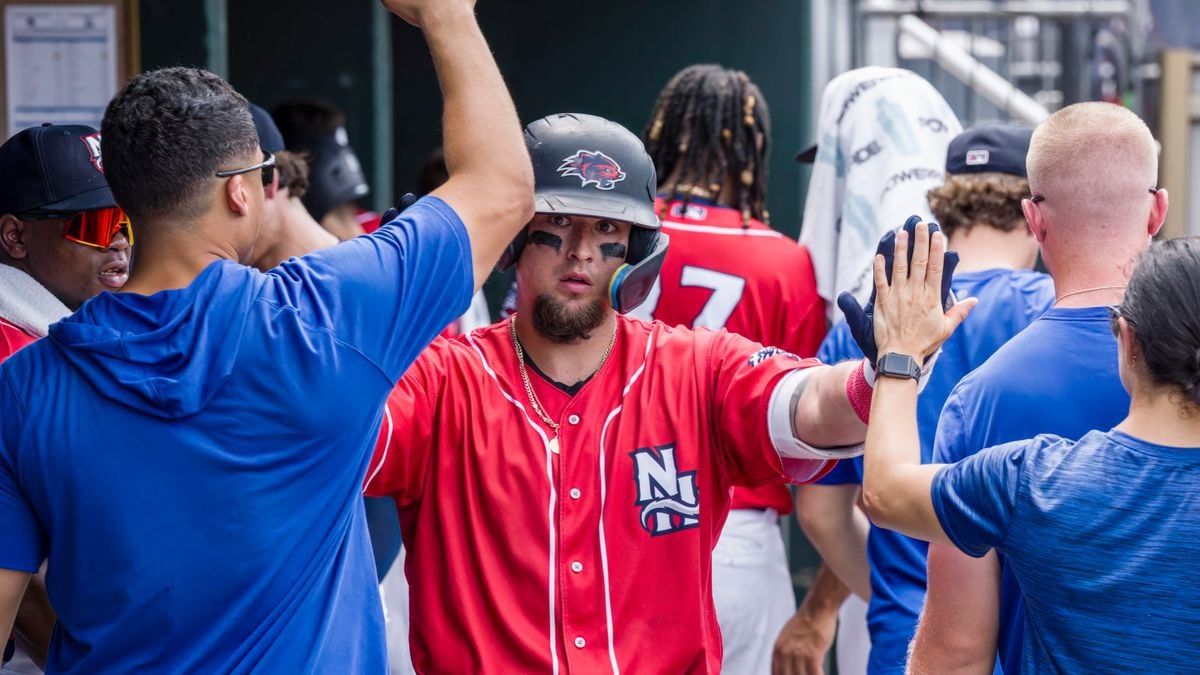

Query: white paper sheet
<box><xmin>5</xmin><ymin>4</ymin><xmax>118</xmax><ymax>138</ymax></box>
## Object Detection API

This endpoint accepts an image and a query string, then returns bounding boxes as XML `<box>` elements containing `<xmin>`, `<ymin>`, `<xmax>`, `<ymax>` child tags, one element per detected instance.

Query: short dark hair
<box><xmin>1120</xmin><ymin>237</ymin><xmax>1200</xmax><ymax>407</ymax></box>
<box><xmin>101</xmin><ymin>67</ymin><xmax>258</xmax><ymax>220</ymax></box>
<box><xmin>275</xmin><ymin>150</ymin><xmax>309</xmax><ymax>199</ymax></box>
<box><xmin>927</xmin><ymin>171</ymin><xmax>1029</xmax><ymax>237</ymax></box>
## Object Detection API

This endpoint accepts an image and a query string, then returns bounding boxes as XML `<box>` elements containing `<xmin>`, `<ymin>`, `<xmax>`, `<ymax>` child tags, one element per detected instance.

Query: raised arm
<box><xmin>387</xmin><ymin>0</ymin><xmax>534</xmax><ymax>288</ymax></box>
<box><xmin>860</xmin><ymin>223</ymin><xmax>974</xmax><ymax>542</ymax></box>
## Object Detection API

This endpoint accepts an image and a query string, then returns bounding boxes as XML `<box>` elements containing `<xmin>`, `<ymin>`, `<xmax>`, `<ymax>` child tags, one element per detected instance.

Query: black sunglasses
<box><xmin>1031</xmin><ymin>187</ymin><xmax>1158</xmax><ymax>204</ymax></box>
<box><xmin>215</xmin><ymin>151</ymin><xmax>276</xmax><ymax>188</ymax></box>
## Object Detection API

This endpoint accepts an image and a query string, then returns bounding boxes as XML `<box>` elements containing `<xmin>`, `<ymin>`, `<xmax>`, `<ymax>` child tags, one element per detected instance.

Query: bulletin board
<box><xmin>0</xmin><ymin>0</ymin><xmax>138</xmax><ymax>139</ymax></box>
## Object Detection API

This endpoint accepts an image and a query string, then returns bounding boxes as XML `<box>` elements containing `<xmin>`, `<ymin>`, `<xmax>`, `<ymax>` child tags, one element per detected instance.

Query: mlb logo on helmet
<box><xmin>557</xmin><ymin>149</ymin><xmax>626</xmax><ymax>190</ymax></box>
<box><xmin>81</xmin><ymin>132</ymin><xmax>104</xmax><ymax>173</ymax></box>
<box><xmin>965</xmin><ymin>148</ymin><xmax>990</xmax><ymax>167</ymax></box>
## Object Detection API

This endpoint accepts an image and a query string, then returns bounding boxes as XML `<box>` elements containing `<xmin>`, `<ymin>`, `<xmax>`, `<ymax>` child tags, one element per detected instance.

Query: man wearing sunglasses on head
<box><xmin>0</xmin><ymin>123</ymin><xmax>130</xmax><ymax>671</ymax></box>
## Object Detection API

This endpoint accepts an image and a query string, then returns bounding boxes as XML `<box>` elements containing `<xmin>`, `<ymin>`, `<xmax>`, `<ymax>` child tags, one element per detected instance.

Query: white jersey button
<box><xmin>568</xmin><ymin>414</ymin><xmax>581</xmax><ymax>425</ymax></box>
<box><xmin>571</xmin><ymin>561</ymin><xmax>583</xmax><ymax>573</ymax></box>
<box><xmin>569</xmin><ymin>488</ymin><xmax>581</xmax><ymax>499</ymax></box>
<box><xmin>574</xmin><ymin>637</ymin><xmax>586</xmax><ymax>649</ymax></box>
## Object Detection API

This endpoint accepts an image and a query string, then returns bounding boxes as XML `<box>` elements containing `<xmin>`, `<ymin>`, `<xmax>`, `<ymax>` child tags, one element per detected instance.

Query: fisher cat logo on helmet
<box><xmin>557</xmin><ymin>149</ymin><xmax>626</xmax><ymax>190</ymax></box>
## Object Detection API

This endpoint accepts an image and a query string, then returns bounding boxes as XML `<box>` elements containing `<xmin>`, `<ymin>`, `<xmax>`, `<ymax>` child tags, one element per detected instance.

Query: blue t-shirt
<box><xmin>932</xmin><ymin>430</ymin><xmax>1200</xmax><ymax>672</ymax></box>
<box><xmin>818</xmin><ymin>268</ymin><xmax>1053</xmax><ymax>673</ymax></box>
<box><xmin>932</xmin><ymin>306</ymin><xmax>1130</xmax><ymax>673</ymax></box>
<box><xmin>0</xmin><ymin>196</ymin><xmax>472</xmax><ymax>673</ymax></box>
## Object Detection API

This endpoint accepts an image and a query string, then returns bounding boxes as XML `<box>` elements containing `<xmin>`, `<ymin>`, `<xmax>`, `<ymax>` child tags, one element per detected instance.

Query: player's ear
<box><xmin>1022</xmin><ymin>198</ymin><xmax>1045</xmax><ymax>243</ymax></box>
<box><xmin>225</xmin><ymin>174</ymin><xmax>252</xmax><ymax>217</ymax></box>
<box><xmin>0</xmin><ymin>214</ymin><xmax>29</xmax><ymax>260</ymax></box>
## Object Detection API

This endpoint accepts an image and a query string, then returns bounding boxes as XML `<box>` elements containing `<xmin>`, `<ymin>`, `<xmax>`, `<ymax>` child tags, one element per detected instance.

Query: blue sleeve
<box><xmin>268</xmin><ymin>196</ymin><xmax>473</xmax><ymax>382</ymax></box>
<box><xmin>0</xmin><ymin>375</ymin><xmax>44</xmax><ymax>572</ymax></box>
<box><xmin>817</xmin><ymin>455</ymin><xmax>863</xmax><ymax>485</ymax></box>
<box><xmin>817</xmin><ymin>321</ymin><xmax>865</xmax><ymax>365</ymax></box>
<box><xmin>930</xmin><ymin>440</ymin><xmax>1028</xmax><ymax>558</ymax></box>
<box><xmin>932</xmin><ymin>387</ymin><xmax>974</xmax><ymax>464</ymax></box>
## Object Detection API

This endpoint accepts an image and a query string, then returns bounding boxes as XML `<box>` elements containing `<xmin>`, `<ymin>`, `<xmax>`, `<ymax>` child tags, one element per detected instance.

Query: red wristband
<box><xmin>846</xmin><ymin>360</ymin><xmax>873</xmax><ymax>424</ymax></box>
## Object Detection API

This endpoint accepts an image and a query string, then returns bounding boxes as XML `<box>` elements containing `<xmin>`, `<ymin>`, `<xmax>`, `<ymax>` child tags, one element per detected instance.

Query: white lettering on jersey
<box><xmin>631</xmin><ymin>444</ymin><xmax>699</xmax><ymax>535</ymax></box>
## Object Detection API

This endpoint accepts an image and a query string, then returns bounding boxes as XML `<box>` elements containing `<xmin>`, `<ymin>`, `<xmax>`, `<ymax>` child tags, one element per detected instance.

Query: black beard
<box><xmin>532</xmin><ymin>293</ymin><xmax>606</xmax><ymax>343</ymax></box>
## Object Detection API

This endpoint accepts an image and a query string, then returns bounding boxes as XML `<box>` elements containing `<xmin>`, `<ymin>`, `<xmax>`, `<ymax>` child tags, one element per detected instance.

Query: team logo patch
<box><xmin>965</xmin><ymin>149</ymin><xmax>990</xmax><ymax>166</ymax></box>
<box><xmin>81</xmin><ymin>132</ymin><xmax>103</xmax><ymax>173</ymax></box>
<box><xmin>631</xmin><ymin>444</ymin><xmax>699</xmax><ymax>536</ymax></box>
<box><xmin>557</xmin><ymin>149</ymin><xmax>626</xmax><ymax>190</ymax></box>
<box><xmin>747</xmin><ymin>346</ymin><xmax>800</xmax><ymax>367</ymax></box>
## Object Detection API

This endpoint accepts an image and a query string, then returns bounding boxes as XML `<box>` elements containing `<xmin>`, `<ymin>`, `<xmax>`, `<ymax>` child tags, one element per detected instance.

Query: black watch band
<box><xmin>876</xmin><ymin>352</ymin><xmax>922</xmax><ymax>380</ymax></box>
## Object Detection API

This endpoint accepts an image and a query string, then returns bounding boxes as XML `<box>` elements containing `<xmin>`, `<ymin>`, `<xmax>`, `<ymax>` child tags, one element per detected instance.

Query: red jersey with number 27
<box><xmin>629</xmin><ymin>199</ymin><xmax>827</xmax><ymax>513</ymax></box>
<box><xmin>366</xmin><ymin>315</ymin><xmax>833</xmax><ymax>674</ymax></box>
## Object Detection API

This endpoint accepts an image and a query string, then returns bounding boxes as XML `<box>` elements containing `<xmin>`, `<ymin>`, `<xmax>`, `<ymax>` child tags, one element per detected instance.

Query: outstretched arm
<box><xmin>789</xmin><ymin>361</ymin><xmax>869</xmax><ymax>450</ymax></box>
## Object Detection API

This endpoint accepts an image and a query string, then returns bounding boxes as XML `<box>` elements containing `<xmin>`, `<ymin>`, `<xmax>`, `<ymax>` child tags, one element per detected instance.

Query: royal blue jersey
<box><xmin>0</xmin><ymin>196</ymin><xmax>472</xmax><ymax>673</ymax></box>
<box><xmin>933</xmin><ymin>429</ymin><xmax>1200</xmax><ymax>672</ymax></box>
<box><xmin>932</xmin><ymin>306</ymin><xmax>1130</xmax><ymax>673</ymax></box>
<box><xmin>818</xmin><ymin>268</ymin><xmax>1053</xmax><ymax>673</ymax></box>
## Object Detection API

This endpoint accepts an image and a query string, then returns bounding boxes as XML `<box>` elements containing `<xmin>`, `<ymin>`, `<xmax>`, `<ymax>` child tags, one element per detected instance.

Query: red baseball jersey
<box><xmin>366</xmin><ymin>315</ymin><xmax>834</xmax><ymax>673</ymax></box>
<box><xmin>0</xmin><ymin>318</ymin><xmax>37</xmax><ymax>363</ymax></box>
<box><xmin>629</xmin><ymin>198</ymin><xmax>827</xmax><ymax>514</ymax></box>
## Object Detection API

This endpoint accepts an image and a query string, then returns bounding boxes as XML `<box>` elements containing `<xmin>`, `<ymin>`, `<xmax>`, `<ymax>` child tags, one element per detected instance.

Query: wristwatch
<box><xmin>876</xmin><ymin>352</ymin><xmax>922</xmax><ymax>381</ymax></box>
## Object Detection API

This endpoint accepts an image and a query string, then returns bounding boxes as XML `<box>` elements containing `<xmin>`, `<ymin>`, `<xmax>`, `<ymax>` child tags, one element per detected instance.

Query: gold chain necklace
<box><xmin>510</xmin><ymin>317</ymin><xmax>617</xmax><ymax>454</ymax></box>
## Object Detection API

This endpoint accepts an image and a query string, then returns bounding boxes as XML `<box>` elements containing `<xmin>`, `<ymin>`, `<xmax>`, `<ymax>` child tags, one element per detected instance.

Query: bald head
<box><xmin>1027</xmin><ymin>102</ymin><xmax>1157</xmax><ymax>228</ymax></box>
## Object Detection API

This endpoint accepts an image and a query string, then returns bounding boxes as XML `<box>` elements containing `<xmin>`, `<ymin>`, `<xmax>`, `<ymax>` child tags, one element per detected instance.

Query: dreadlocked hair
<box><xmin>643</xmin><ymin>64</ymin><xmax>771</xmax><ymax>226</ymax></box>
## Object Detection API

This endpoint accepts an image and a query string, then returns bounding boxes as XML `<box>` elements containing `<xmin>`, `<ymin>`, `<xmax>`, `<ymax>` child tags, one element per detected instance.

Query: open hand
<box><xmin>872</xmin><ymin>221</ymin><xmax>976</xmax><ymax>361</ymax></box>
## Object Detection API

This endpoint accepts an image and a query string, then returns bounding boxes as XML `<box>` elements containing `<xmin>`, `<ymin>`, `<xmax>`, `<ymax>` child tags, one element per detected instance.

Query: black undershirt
<box><xmin>523</xmin><ymin>352</ymin><xmax>594</xmax><ymax>396</ymax></box>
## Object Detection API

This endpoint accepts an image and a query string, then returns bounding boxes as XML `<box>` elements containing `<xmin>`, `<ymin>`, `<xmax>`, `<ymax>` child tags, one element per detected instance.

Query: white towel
<box><xmin>0</xmin><ymin>263</ymin><xmax>72</xmax><ymax>338</ymax></box>
<box><xmin>800</xmin><ymin>67</ymin><xmax>962</xmax><ymax>322</ymax></box>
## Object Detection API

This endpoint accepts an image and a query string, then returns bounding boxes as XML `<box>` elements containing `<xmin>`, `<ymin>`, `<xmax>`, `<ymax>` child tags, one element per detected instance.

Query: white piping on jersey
<box><xmin>595</xmin><ymin>330</ymin><xmax>656</xmax><ymax>675</ymax></box>
<box><xmin>467</xmin><ymin>333</ymin><xmax>561</xmax><ymax>675</ymax></box>
<box><xmin>661</xmin><ymin>219</ymin><xmax>785</xmax><ymax>238</ymax></box>
<box><xmin>363</xmin><ymin>404</ymin><xmax>394</xmax><ymax>492</ymax></box>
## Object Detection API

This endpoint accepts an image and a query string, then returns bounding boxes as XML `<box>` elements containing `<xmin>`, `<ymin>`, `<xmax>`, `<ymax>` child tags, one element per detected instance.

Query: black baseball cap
<box><xmin>249</xmin><ymin>103</ymin><xmax>285</xmax><ymax>154</ymax></box>
<box><xmin>0</xmin><ymin>123</ymin><xmax>115</xmax><ymax>215</ymax></box>
<box><xmin>945</xmin><ymin>124</ymin><xmax>1033</xmax><ymax>177</ymax></box>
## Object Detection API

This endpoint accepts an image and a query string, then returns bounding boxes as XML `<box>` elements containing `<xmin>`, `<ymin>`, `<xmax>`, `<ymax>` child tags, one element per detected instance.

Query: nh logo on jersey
<box><xmin>557</xmin><ymin>150</ymin><xmax>626</xmax><ymax>190</ymax></box>
<box><xmin>631</xmin><ymin>444</ymin><xmax>699</xmax><ymax>536</ymax></box>
<box><xmin>81</xmin><ymin>132</ymin><xmax>103</xmax><ymax>173</ymax></box>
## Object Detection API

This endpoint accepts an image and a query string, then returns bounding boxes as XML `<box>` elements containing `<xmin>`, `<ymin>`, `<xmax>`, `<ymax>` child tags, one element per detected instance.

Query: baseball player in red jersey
<box><xmin>365</xmin><ymin>113</ymin><xmax>876</xmax><ymax>674</ymax></box>
<box><xmin>629</xmin><ymin>64</ymin><xmax>827</xmax><ymax>674</ymax></box>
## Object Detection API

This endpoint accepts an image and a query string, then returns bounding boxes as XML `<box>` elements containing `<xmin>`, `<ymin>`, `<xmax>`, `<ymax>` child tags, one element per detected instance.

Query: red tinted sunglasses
<box><xmin>19</xmin><ymin>207</ymin><xmax>134</xmax><ymax>249</ymax></box>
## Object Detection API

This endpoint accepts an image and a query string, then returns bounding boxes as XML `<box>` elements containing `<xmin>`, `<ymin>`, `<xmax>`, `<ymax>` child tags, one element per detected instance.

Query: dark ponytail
<box><xmin>1120</xmin><ymin>237</ymin><xmax>1200</xmax><ymax>406</ymax></box>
